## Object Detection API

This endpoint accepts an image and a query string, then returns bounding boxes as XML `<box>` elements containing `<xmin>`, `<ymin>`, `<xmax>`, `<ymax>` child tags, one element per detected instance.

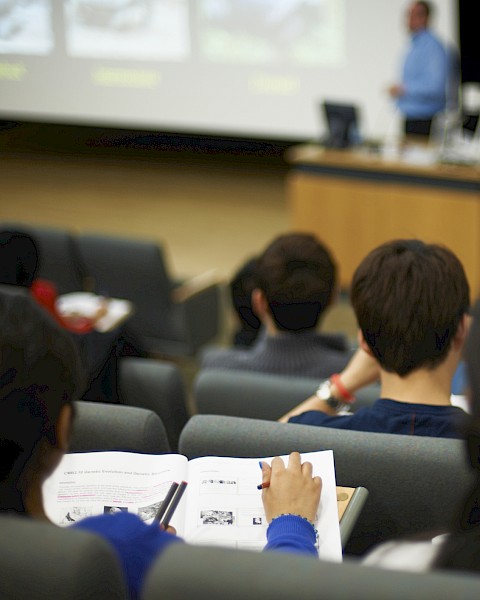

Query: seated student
<box><xmin>201</xmin><ymin>233</ymin><xmax>351</xmax><ymax>378</ymax></box>
<box><xmin>229</xmin><ymin>255</ymin><xmax>262</xmax><ymax>348</ymax></box>
<box><xmin>279</xmin><ymin>239</ymin><xmax>470</xmax><ymax>439</ymax></box>
<box><xmin>363</xmin><ymin>298</ymin><xmax>480</xmax><ymax>572</ymax></box>
<box><xmin>0</xmin><ymin>292</ymin><xmax>321</xmax><ymax>599</ymax></box>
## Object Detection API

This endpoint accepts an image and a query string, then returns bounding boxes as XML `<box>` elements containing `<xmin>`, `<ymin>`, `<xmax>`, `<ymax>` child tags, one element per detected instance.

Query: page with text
<box><xmin>43</xmin><ymin>452</ymin><xmax>189</xmax><ymax>533</ymax></box>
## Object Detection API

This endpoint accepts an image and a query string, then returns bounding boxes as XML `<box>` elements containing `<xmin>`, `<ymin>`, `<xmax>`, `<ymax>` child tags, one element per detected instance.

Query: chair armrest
<box><xmin>171</xmin><ymin>270</ymin><xmax>222</xmax><ymax>303</ymax></box>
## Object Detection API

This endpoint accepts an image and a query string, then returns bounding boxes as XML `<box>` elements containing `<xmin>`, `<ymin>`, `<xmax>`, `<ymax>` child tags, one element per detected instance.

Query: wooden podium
<box><xmin>286</xmin><ymin>144</ymin><xmax>480</xmax><ymax>296</ymax></box>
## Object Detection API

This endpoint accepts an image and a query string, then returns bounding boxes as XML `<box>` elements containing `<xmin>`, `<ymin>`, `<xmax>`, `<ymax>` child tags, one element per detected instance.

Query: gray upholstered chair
<box><xmin>70</xmin><ymin>400</ymin><xmax>171</xmax><ymax>454</ymax></box>
<box><xmin>0</xmin><ymin>222</ymin><xmax>84</xmax><ymax>293</ymax></box>
<box><xmin>118</xmin><ymin>356</ymin><xmax>189</xmax><ymax>452</ymax></box>
<box><xmin>143</xmin><ymin>543</ymin><xmax>480</xmax><ymax>600</ymax></box>
<box><xmin>0</xmin><ymin>514</ymin><xmax>127</xmax><ymax>600</ymax></box>
<box><xmin>179</xmin><ymin>415</ymin><xmax>474</xmax><ymax>556</ymax></box>
<box><xmin>74</xmin><ymin>232</ymin><xmax>223</xmax><ymax>357</ymax></box>
<box><xmin>193</xmin><ymin>368</ymin><xmax>380</xmax><ymax>420</ymax></box>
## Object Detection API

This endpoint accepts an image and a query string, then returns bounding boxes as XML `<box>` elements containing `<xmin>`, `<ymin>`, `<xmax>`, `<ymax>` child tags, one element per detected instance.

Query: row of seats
<box><xmin>2</xmin><ymin>401</ymin><xmax>478</xmax><ymax>599</ymax></box>
<box><xmin>0</xmin><ymin>223</ymin><xmax>223</xmax><ymax>357</ymax></box>
<box><xmin>65</xmin><ymin>400</ymin><xmax>473</xmax><ymax>558</ymax></box>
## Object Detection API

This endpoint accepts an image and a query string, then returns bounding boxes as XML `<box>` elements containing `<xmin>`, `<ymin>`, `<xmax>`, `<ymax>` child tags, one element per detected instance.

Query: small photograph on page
<box><xmin>200</xmin><ymin>509</ymin><xmax>235</xmax><ymax>525</ymax></box>
<box><xmin>237</xmin><ymin>507</ymin><xmax>265</xmax><ymax>527</ymax></box>
<box><xmin>138</xmin><ymin>501</ymin><xmax>162</xmax><ymax>522</ymax></box>
<box><xmin>104</xmin><ymin>505</ymin><xmax>128</xmax><ymax>515</ymax></box>
<box><xmin>58</xmin><ymin>505</ymin><xmax>95</xmax><ymax>525</ymax></box>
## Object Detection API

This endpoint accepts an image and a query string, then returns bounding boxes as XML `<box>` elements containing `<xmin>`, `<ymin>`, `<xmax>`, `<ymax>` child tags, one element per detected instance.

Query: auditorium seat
<box><xmin>143</xmin><ymin>542</ymin><xmax>480</xmax><ymax>600</ymax></box>
<box><xmin>179</xmin><ymin>414</ymin><xmax>475</xmax><ymax>556</ymax></box>
<box><xmin>74</xmin><ymin>232</ymin><xmax>223</xmax><ymax>357</ymax></box>
<box><xmin>193</xmin><ymin>368</ymin><xmax>380</xmax><ymax>420</ymax></box>
<box><xmin>0</xmin><ymin>514</ymin><xmax>127</xmax><ymax>600</ymax></box>
<box><xmin>118</xmin><ymin>356</ymin><xmax>189</xmax><ymax>452</ymax></box>
<box><xmin>70</xmin><ymin>401</ymin><xmax>171</xmax><ymax>454</ymax></box>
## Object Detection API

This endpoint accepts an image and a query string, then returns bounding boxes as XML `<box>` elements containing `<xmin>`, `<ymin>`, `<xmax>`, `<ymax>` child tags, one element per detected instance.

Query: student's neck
<box><xmin>380</xmin><ymin>366</ymin><xmax>453</xmax><ymax>406</ymax></box>
<box><xmin>23</xmin><ymin>476</ymin><xmax>51</xmax><ymax>522</ymax></box>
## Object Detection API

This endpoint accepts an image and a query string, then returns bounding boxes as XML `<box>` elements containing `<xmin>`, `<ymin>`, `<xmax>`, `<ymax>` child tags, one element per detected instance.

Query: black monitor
<box><xmin>322</xmin><ymin>101</ymin><xmax>361</xmax><ymax>148</ymax></box>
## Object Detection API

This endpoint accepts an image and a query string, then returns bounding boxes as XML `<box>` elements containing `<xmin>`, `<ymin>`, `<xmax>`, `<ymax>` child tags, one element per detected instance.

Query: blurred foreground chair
<box><xmin>193</xmin><ymin>368</ymin><xmax>380</xmax><ymax>420</ymax></box>
<box><xmin>75</xmin><ymin>232</ymin><xmax>223</xmax><ymax>357</ymax></box>
<box><xmin>70</xmin><ymin>401</ymin><xmax>171</xmax><ymax>454</ymax></box>
<box><xmin>118</xmin><ymin>356</ymin><xmax>189</xmax><ymax>452</ymax></box>
<box><xmin>143</xmin><ymin>543</ymin><xmax>480</xmax><ymax>600</ymax></box>
<box><xmin>0</xmin><ymin>515</ymin><xmax>127</xmax><ymax>600</ymax></box>
<box><xmin>179</xmin><ymin>415</ymin><xmax>474</xmax><ymax>556</ymax></box>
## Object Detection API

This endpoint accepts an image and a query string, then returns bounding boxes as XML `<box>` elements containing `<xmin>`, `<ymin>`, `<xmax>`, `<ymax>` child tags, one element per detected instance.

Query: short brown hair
<box><xmin>351</xmin><ymin>239</ymin><xmax>470</xmax><ymax>376</ymax></box>
<box><xmin>255</xmin><ymin>233</ymin><xmax>337</xmax><ymax>332</ymax></box>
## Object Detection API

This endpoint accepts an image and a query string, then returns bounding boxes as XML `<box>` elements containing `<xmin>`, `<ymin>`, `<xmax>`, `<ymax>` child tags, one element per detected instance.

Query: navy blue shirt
<box><xmin>288</xmin><ymin>399</ymin><xmax>467</xmax><ymax>439</ymax></box>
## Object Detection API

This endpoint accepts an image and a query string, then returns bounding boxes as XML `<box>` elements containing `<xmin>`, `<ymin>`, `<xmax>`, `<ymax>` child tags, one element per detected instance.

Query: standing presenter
<box><xmin>388</xmin><ymin>1</ymin><xmax>448</xmax><ymax>137</ymax></box>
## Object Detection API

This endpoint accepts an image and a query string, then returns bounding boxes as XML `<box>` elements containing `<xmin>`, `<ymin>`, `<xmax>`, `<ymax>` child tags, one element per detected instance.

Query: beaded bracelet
<box><xmin>270</xmin><ymin>513</ymin><xmax>319</xmax><ymax>544</ymax></box>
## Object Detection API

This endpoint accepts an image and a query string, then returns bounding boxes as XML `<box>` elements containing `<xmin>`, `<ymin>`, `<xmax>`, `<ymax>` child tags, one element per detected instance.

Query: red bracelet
<box><xmin>330</xmin><ymin>374</ymin><xmax>356</xmax><ymax>404</ymax></box>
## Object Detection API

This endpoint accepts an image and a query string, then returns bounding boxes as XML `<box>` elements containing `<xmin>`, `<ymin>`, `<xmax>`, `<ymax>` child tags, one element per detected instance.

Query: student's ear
<box><xmin>357</xmin><ymin>330</ymin><xmax>375</xmax><ymax>356</ymax></box>
<box><xmin>453</xmin><ymin>313</ymin><xmax>469</xmax><ymax>350</ymax></box>
<box><xmin>251</xmin><ymin>288</ymin><xmax>269</xmax><ymax>319</ymax></box>
<box><xmin>55</xmin><ymin>404</ymin><xmax>73</xmax><ymax>453</ymax></box>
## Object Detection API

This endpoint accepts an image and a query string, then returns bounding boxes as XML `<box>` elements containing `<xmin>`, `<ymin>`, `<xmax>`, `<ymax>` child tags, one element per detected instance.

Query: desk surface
<box><xmin>286</xmin><ymin>144</ymin><xmax>480</xmax><ymax>187</ymax></box>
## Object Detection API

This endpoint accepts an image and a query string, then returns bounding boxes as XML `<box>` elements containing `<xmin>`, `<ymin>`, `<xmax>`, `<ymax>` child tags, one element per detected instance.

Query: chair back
<box><xmin>75</xmin><ymin>233</ymin><xmax>175</xmax><ymax>335</ymax></box>
<box><xmin>143</xmin><ymin>542</ymin><xmax>480</xmax><ymax>600</ymax></box>
<box><xmin>0</xmin><ymin>514</ymin><xmax>127</xmax><ymax>600</ymax></box>
<box><xmin>179</xmin><ymin>415</ymin><xmax>475</xmax><ymax>556</ymax></box>
<box><xmin>193</xmin><ymin>368</ymin><xmax>380</xmax><ymax>420</ymax></box>
<box><xmin>118</xmin><ymin>357</ymin><xmax>189</xmax><ymax>452</ymax></box>
<box><xmin>70</xmin><ymin>401</ymin><xmax>171</xmax><ymax>454</ymax></box>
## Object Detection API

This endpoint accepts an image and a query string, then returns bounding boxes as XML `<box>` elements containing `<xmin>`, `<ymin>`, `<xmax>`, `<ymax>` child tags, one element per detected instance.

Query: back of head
<box><xmin>230</xmin><ymin>256</ymin><xmax>261</xmax><ymax>346</ymax></box>
<box><xmin>0</xmin><ymin>291</ymin><xmax>83</xmax><ymax>513</ymax></box>
<box><xmin>255</xmin><ymin>233</ymin><xmax>337</xmax><ymax>332</ymax></box>
<box><xmin>351</xmin><ymin>239</ymin><xmax>469</xmax><ymax>376</ymax></box>
<box><xmin>0</xmin><ymin>230</ymin><xmax>38</xmax><ymax>286</ymax></box>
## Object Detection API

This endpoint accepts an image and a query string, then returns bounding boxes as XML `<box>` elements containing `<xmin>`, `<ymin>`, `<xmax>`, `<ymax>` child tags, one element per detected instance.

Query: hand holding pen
<box><xmin>258</xmin><ymin>452</ymin><xmax>321</xmax><ymax>524</ymax></box>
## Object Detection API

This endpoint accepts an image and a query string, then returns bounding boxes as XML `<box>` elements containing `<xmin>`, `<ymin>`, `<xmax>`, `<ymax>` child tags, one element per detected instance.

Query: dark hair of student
<box><xmin>229</xmin><ymin>256</ymin><xmax>261</xmax><ymax>347</ymax></box>
<box><xmin>350</xmin><ymin>239</ymin><xmax>470</xmax><ymax>376</ymax></box>
<box><xmin>255</xmin><ymin>233</ymin><xmax>337</xmax><ymax>332</ymax></box>
<box><xmin>434</xmin><ymin>299</ymin><xmax>480</xmax><ymax>571</ymax></box>
<box><xmin>0</xmin><ymin>292</ymin><xmax>83</xmax><ymax>513</ymax></box>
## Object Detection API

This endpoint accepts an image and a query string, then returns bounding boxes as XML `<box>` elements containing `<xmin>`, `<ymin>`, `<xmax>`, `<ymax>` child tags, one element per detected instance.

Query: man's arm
<box><xmin>278</xmin><ymin>348</ymin><xmax>380</xmax><ymax>423</ymax></box>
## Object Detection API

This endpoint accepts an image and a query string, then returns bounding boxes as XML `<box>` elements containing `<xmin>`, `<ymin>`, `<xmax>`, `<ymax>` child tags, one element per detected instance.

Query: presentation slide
<box><xmin>0</xmin><ymin>0</ymin><xmax>458</xmax><ymax>141</ymax></box>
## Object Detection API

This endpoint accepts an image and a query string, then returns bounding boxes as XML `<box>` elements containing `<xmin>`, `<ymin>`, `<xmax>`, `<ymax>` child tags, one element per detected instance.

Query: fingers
<box><xmin>261</xmin><ymin>460</ymin><xmax>272</xmax><ymax>484</ymax></box>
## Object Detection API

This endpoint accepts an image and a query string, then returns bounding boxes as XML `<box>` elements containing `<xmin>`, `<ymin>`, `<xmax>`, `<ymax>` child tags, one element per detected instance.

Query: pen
<box><xmin>161</xmin><ymin>480</ymin><xmax>188</xmax><ymax>528</ymax></box>
<box><xmin>154</xmin><ymin>481</ymin><xmax>179</xmax><ymax>523</ymax></box>
<box><xmin>257</xmin><ymin>481</ymin><xmax>270</xmax><ymax>490</ymax></box>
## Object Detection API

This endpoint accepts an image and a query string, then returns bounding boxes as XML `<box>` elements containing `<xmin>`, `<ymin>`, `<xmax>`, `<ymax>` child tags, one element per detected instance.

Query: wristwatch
<box><xmin>315</xmin><ymin>379</ymin><xmax>344</xmax><ymax>412</ymax></box>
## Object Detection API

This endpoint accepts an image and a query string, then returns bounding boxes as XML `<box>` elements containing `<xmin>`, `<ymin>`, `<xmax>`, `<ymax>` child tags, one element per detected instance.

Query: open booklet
<box><xmin>42</xmin><ymin>450</ymin><xmax>342</xmax><ymax>562</ymax></box>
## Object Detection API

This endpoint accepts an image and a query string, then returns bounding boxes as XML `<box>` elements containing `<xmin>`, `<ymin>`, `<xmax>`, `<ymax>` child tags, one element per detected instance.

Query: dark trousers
<box><xmin>404</xmin><ymin>118</ymin><xmax>433</xmax><ymax>137</ymax></box>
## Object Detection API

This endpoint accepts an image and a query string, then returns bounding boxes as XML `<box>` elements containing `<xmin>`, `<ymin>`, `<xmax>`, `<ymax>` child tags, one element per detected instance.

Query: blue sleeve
<box><xmin>73</xmin><ymin>512</ymin><xmax>182</xmax><ymax>599</ymax></box>
<box><xmin>264</xmin><ymin>514</ymin><xmax>318</xmax><ymax>557</ymax></box>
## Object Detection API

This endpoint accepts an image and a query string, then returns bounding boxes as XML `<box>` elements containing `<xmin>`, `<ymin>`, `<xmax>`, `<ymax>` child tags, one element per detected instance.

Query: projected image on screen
<box><xmin>0</xmin><ymin>0</ymin><xmax>53</xmax><ymax>55</ymax></box>
<box><xmin>198</xmin><ymin>0</ymin><xmax>345</xmax><ymax>66</ymax></box>
<box><xmin>64</xmin><ymin>0</ymin><xmax>190</xmax><ymax>60</ymax></box>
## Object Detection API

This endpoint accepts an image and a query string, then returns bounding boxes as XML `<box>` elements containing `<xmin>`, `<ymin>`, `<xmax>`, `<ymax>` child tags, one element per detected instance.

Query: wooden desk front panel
<box><xmin>287</xmin><ymin>170</ymin><xmax>480</xmax><ymax>296</ymax></box>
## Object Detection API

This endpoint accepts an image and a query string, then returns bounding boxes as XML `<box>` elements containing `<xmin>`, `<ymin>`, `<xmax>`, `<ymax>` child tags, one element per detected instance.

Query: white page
<box><xmin>183</xmin><ymin>450</ymin><xmax>341</xmax><ymax>562</ymax></box>
<box><xmin>42</xmin><ymin>452</ymin><xmax>189</xmax><ymax>534</ymax></box>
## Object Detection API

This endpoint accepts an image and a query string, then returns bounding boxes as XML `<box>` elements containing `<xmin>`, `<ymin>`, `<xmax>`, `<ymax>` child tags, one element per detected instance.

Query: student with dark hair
<box><xmin>229</xmin><ymin>256</ymin><xmax>261</xmax><ymax>348</ymax></box>
<box><xmin>0</xmin><ymin>292</ymin><xmax>321</xmax><ymax>599</ymax></box>
<box><xmin>280</xmin><ymin>239</ymin><xmax>470</xmax><ymax>439</ymax></box>
<box><xmin>201</xmin><ymin>233</ymin><xmax>351</xmax><ymax>378</ymax></box>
